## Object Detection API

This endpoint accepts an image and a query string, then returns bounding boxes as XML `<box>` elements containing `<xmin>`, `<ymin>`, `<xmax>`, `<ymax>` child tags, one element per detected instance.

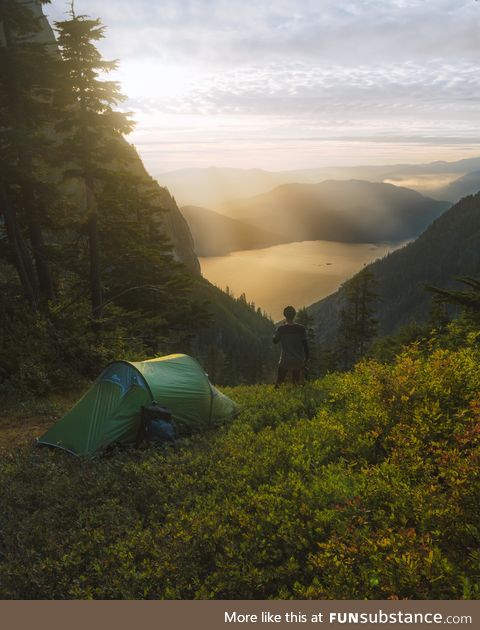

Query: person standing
<box><xmin>273</xmin><ymin>305</ymin><xmax>309</xmax><ymax>387</ymax></box>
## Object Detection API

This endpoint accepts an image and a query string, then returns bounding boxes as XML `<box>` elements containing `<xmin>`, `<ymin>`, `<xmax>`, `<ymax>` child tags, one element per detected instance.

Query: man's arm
<box><xmin>302</xmin><ymin>328</ymin><xmax>309</xmax><ymax>361</ymax></box>
<box><xmin>273</xmin><ymin>328</ymin><xmax>281</xmax><ymax>344</ymax></box>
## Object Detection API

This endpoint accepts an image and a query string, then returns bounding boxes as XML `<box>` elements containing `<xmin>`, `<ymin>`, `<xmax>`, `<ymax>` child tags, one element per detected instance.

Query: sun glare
<box><xmin>120</xmin><ymin>62</ymin><xmax>194</xmax><ymax>102</ymax></box>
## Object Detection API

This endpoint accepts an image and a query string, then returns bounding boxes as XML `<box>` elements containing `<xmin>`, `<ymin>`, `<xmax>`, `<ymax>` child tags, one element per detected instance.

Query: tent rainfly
<box><xmin>38</xmin><ymin>354</ymin><xmax>238</xmax><ymax>456</ymax></box>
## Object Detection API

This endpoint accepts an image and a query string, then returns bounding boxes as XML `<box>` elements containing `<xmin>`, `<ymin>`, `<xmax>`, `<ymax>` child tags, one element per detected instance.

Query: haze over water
<box><xmin>200</xmin><ymin>240</ymin><xmax>406</xmax><ymax>320</ymax></box>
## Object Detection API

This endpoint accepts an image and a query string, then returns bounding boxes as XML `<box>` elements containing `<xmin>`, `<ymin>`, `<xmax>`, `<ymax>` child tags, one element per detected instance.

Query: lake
<box><xmin>200</xmin><ymin>240</ymin><xmax>406</xmax><ymax>320</ymax></box>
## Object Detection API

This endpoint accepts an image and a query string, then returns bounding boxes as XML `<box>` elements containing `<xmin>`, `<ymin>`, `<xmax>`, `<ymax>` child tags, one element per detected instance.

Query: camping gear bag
<box><xmin>137</xmin><ymin>403</ymin><xmax>177</xmax><ymax>445</ymax></box>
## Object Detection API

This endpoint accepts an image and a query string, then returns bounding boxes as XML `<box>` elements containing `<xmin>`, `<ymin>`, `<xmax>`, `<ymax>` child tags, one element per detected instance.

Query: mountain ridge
<box><xmin>180</xmin><ymin>205</ymin><xmax>281</xmax><ymax>256</ymax></box>
<box><xmin>157</xmin><ymin>157</ymin><xmax>480</xmax><ymax>207</ymax></box>
<box><xmin>217</xmin><ymin>179</ymin><xmax>451</xmax><ymax>246</ymax></box>
<box><xmin>433</xmin><ymin>171</ymin><xmax>480</xmax><ymax>203</ymax></box>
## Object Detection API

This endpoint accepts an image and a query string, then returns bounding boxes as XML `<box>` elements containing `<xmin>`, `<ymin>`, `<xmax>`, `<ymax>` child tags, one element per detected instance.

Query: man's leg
<box><xmin>291</xmin><ymin>368</ymin><xmax>301</xmax><ymax>385</ymax></box>
<box><xmin>275</xmin><ymin>364</ymin><xmax>288</xmax><ymax>388</ymax></box>
<box><xmin>291</xmin><ymin>362</ymin><xmax>306</xmax><ymax>386</ymax></box>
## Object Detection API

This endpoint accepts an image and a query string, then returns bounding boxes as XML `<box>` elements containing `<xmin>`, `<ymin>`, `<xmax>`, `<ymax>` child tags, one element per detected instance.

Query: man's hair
<box><xmin>283</xmin><ymin>305</ymin><xmax>296</xmax><ymax>321</ymax></box>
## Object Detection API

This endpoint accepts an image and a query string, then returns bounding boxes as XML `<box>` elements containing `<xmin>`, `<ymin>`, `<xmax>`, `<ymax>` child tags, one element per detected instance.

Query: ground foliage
<box><xmin>1</xmin><ymin>325</ymin><xmax>479</xmax><ymax>600</ymax></box>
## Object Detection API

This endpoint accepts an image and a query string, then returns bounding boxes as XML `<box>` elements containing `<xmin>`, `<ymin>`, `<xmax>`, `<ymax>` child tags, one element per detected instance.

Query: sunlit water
<box><xmin>200</xmin><ymin>240</ymin><xmax>406</xmax><ymax>320</ymax></box>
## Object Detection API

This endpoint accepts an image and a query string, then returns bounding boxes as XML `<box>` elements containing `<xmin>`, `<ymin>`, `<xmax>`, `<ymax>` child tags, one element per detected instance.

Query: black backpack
<box><xmin>137</xmin><ymin>402</ymin><xmax>177</xmax><ymax>445</ymax></box>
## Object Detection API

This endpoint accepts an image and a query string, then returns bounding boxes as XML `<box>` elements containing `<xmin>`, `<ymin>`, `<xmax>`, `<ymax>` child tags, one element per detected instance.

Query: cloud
<box><xmin>44</xmin><ymin>0</ymin><xmax>480</xmax><ymax>170</ymax></box>
<box><xmin>46</xmin><ymin>0</ymin><xmax>480</xmax><ymax>66</ymax></box>
<box><xmin>121</xmin><ymin>60</ymin><xmax>480</xmax><ymax>123</ymax></box>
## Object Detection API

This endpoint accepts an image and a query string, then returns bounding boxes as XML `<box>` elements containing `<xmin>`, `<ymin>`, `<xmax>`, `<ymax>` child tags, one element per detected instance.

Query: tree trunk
<box><xmin>24</xmin><ymin>198</ymin><xmax>55</xmax><ymax>303</ymax></box>
<box><xmin>0</xmin><ymin>183</ymin><xmax>39</xmax><ymax>309</ymax></box>
<box><xmin>20</xmin><ymin>178</ymin><xmax>55</xmax><ymax>304</ymax></box>
<box><xmin>85</xmin><ymin>182</ymin><xmax>103</xmax><ymax>324</ymax></box>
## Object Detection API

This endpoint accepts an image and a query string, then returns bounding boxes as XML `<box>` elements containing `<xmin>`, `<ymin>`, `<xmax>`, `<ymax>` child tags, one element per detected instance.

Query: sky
<box><xmin>44</xmin><ymin>0</ymin><xmax>480</xmax><ymax>173</ymax></box>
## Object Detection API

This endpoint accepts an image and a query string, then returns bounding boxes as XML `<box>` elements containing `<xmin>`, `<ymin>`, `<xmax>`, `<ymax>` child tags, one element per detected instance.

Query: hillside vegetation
<box><xmin>1</xmin><ymin>325</ymin><xmax>479</xmax><ymax>600</ymax></box>
<box><xmin>308</xmin><ymin>192</ymin><xmax>480</xmax><ymax>345</ymax></box>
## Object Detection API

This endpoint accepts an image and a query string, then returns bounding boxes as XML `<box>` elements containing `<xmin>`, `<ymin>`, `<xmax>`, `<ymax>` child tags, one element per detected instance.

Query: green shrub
<box><xmin>0</xmin><ymin>340</ymin><xmax>479</xmax><ymax>599</ymax></box>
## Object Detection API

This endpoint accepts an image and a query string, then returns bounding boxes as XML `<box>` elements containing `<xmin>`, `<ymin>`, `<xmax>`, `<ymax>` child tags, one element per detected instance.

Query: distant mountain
<box><xmin>180</xmin><ymin>206</ymin><xmax>280</xmax><ymax>256</ymax></box>
<box><xmin>433</xmin><ymin>171</ymin><xmax>480</xmax><ymax>203</ymax></box>
<box><xmin>380</xmin><ymin>157</ymin><xmax>480</xmax><ymax>178</ymax></box>
<box><xmin>307</xmin><ymin>193</ymin><xmax>480</xmax><ymax>345</ymax></box>
<box><xmin>158</xmin><ymin>167</ymin><xmax>290</xmax><ymax>208</ymax></box>
<box><xmin>156</xmin><ymin>158</ymin><xmax>480</xmax><ymax>207</ymax></box>
<box><xmin>220</xmin><ymin>180</ymin><xmax>450</xmax><ymax>245</ymax></box>
<box><xmin>157</xmin><ymin>165</ymin><xmax>400</xmax><ymax>207</ymax></box>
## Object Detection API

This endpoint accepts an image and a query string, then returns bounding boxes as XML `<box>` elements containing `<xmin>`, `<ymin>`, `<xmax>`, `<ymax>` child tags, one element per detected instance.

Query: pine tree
<box><xmin>203</xmin><ymin>344</ymin><xmax>228</xmax><ymax>383</ymax></box>
<box><xmin>354</xmin><ymin>267</ymin><xmax>379</xmax><ymax>357</ymax></box>
<box><xmin>336</xmin><ymin>305</ymin><xmax>355</xmax><ymax>370</ymax></box>
<box><xmin>427</xmin><ymin>298</ymin><xmax>450</xmax><ymax>331</ymax></box>
<box><xmin>96</xmin><ymin>170</ymin><xmax>207</xmax><ymax>351</ymax></box>
<box><xmin>296</xmin><ymin>307</ymin><xmax>320</xmax><ymax>379</ymax></box>
<box><xmin>426</xmin><ymin>276</ymin><xmax>480</xmax><ymax>324</ymax></box>
<box><xmin>335</xmin><ymin>267</ymin><xmax>379</xmax><ymax>369</ymax></box>
<box><xmin>54</xmin><ymin>8</ymin><xmax>133</xmax><ymax>324</ymax></box>
<box><xmin>53</xmin><ymin>8</ymin><xmax>211</xmax><ymax>349</ymax></box>
<box><xmin>0</xmin><ymin>0</ymin><xmax>57</xmax><ymax>308</ymax></box>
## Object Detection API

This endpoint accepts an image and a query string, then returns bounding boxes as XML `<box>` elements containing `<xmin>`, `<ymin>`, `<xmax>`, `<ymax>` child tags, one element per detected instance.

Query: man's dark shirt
<box><xmin>273</xmin><ymin>323</ymin><xmax>309</xmax><ymax>363</ymax></box>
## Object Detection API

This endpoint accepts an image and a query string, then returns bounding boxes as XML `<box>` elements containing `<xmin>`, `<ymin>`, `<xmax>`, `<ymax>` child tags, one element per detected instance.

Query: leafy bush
<box><xmin>0</xmin><ymin>338</ymin><xmax>479</xmax><ymax>599</ymax></box>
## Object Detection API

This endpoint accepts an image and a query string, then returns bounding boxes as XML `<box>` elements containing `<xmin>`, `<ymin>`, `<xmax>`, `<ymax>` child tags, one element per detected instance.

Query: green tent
<box><xmin>38</xmin><ymin>354</ymin><xmax>238</xmax><ymax>456</ymax></box>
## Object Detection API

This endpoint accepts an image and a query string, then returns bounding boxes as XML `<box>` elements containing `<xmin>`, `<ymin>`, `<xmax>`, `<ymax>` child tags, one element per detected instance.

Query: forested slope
<box><xmin>308</xmin><ymin>193</ymin><xmax>480</xmax><ymax>345</ymax></box>
<box><xmin>0</xmin><ymin>1</ymin><xmax>276</xmax><ymax>391</ymax></box>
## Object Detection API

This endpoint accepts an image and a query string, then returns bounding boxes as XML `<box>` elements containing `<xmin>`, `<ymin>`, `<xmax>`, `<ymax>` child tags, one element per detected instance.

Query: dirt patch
<box><xmin>0</xmin><ymin>389</ymin><xmax>86</xmax><ymax>451</ymax></box>
<box><xmin>0</xmin><ymin>417</ymin><xmax>53</xmax><ymax>450</ymax></box>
